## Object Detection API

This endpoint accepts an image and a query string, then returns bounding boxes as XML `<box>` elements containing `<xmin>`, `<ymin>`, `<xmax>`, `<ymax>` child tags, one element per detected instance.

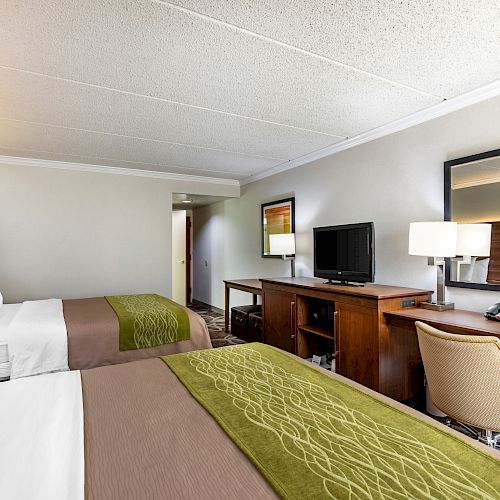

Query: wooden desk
<box><xmin>223</xmin><ymin>279</ymin><xmax>262</xmax><ymax>333</ymax></box>
<box><xmin>385</xmin><ymin>308</ymin><xmax>500</xmax><ymax>338</ymax></box>
<box><xmin>384</xmin><ymin>307</ymin><xmax>500</xmax><ymax>401</ymax></box>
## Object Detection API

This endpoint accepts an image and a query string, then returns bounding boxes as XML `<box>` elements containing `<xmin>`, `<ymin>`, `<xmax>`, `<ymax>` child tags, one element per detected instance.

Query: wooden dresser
<box><xmin>261</xmin><ymin>277</ymin><xmax>433</xmax><ymax>401</ymax></box>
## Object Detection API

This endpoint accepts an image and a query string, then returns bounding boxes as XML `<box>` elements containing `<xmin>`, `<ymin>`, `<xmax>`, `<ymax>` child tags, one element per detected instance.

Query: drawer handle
<box><xmin>290</xmin><ymin>301</ymin><xmax>296</xmax><ymax>339</ymax></box>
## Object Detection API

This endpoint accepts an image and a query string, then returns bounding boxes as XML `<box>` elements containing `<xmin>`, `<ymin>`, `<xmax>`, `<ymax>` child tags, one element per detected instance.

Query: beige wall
<box><xmin>0</xmin><ymin>164</ymin><xmax>238</xmax><ymax>303</ymax></box>
<box><xmin>452</xmin><ymin>182</ymin><xmax>500</xmax><ymax>223</ymax></box>
<box><xmin>193</xmin><ymin>95</ymin><xmax>500</xmax><ymax>313</ymax></box>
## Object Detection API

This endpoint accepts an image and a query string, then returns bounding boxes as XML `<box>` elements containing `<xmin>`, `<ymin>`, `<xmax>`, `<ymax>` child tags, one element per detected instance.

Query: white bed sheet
<box><xmin>7</xmin><ymin>299</ymin><xmax>69</xmax><ymax>379</ymax></box>
<box><xmin>0</xmin><ymin>304</ymin><xmax>21</xmax><ymax>364</ymax></box>
<box><xmin>0</xmin><ymin>370</ymin><xmax>84</xmax><ymax>500</ymax></box>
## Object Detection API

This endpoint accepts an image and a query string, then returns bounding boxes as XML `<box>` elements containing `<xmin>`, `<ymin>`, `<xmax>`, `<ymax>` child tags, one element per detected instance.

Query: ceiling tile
<box><xmin>171</xmin><ymin>0</ymin><xmax>500</xmax><ymax>97</ymax></box>
<box><xmin>0</xmin><ymin>121</ymin><xmax>280</xmax><ymax>177</ymax></box>
<box><xmin>2</xmin><ymin>0</ymin><xmax>496</xmax><ymax>182</ymax></box>
<box><xmin>0</xmin><ymin>68</ymin><xmax>343</xmax><ymax>160</ymax></box>
<box><xmin>0</xmin><ymin>147</ymin><xmax>248</xmax><ymax>179</ymax></box>
<box><xmin>1</xmin><ymin>0</ymin><xmax>440</xmax><ymax>137</ymax></box>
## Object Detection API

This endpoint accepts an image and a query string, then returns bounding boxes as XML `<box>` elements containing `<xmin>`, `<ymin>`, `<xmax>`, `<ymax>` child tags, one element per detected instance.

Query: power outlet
<box><xmin>400</xmin><ymin>299</ymin><xmax>416</xmax><ymax>308</ymax></box>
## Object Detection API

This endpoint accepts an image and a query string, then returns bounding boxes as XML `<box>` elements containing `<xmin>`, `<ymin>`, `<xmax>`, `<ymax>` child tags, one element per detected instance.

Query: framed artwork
<box><xmin>261</xmin><ymin>197</ymin><xmax>295</xmax><ymax>258</ymax></box>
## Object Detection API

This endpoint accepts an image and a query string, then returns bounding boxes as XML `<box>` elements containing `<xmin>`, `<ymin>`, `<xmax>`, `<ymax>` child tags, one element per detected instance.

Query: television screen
<box><xmin>314</xmin><ymin>223</ymin><xmax>374</xmax><ymax>284</ymax></box>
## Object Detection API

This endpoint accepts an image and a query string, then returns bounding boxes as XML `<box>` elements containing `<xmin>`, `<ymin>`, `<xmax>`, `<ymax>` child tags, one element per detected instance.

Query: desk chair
<box><xmin>415</xmin><ymin>321</ymin><xmax>500</xmax><ymax>448</ymax></box>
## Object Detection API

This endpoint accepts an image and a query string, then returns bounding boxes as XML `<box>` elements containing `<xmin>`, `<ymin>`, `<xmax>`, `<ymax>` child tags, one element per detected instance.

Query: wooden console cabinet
<box><xmin>262</xmin><ymin>277</ymin><xmax>432</xmax><ymax>401</ymax></box>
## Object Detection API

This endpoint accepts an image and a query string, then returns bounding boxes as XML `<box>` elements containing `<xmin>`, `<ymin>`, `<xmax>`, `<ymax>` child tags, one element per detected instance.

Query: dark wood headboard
<box><xmin>487</xmin><ymin>221</ymin><xmax>500</xmax><ymax>283</ymax></box>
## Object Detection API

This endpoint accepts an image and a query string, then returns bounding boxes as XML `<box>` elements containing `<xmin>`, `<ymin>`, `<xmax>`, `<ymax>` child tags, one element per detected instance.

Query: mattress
<box><xmin>1</xmin><ymin>345</ymin><xmax>499</xmax><ymax>499</ymax></box>
<box><xmin>0</xmin><ymin>298</ymin><xmax>211</xmax><ymax>379</ymax></box>
<box><xmin>0</xmin><ymin>344</ymin><xmax>500</xmax><ymax>500</ymax></box>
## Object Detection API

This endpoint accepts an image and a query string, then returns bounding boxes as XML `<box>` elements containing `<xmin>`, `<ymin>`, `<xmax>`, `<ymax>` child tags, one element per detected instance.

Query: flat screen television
<box><xmin>314</xmin><ymin>222</ymin><xmax>374</xmax><ymax>285</ymax></box>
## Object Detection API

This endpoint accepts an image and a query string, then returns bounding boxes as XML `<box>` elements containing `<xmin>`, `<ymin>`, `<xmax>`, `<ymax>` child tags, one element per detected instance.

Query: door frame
<box><xmin>186</xmin><ymin>215</ymin><xmax>192</xmax><ymax>304</ymax></box>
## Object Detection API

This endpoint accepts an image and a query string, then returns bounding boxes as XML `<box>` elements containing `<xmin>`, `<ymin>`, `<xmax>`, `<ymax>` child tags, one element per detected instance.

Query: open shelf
<box><xmin>296</xmin><ymin>295</ymin><xmax>337</xmax><ymax>365</ymax></box>
<box><xmin>298</xmin><ymin>324</ymin><xmax>335</xmax><ymax>340</ymax></box>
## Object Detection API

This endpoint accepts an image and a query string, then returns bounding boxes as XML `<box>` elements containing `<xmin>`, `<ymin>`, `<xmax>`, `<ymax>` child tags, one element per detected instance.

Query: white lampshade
<box><xmin>409</xmin><ymin>222</ymin><xmax>457</xmax><ymax>257</ymax></box>
<box><xmin>456</xmin><ymin>223</ymin><xmax>492</xmax><ymax>256</ymax></box>
<box><xmin>269</xmin><ymin>233</ymin><xmax>295</xmax><ymax>255</ymax></box>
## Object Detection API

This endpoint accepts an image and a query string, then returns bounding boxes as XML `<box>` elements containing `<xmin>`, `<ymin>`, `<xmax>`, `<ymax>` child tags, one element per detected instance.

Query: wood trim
<box><xmin>487</xmin><ymin>221</ymin><xmax>500</xmax><ymax>283</ymax></box>
<box><xmin>261</xmin><ymin>277</ymin><xmax>432</xmax><ymax>300</ymax></box>
<box><xmin>262</xmin><ymin>281</ymin><xmax>379</xmax><ymax>308</ymax></box>
<box><xmin>223</xmin><ymin>279</ymin><xmax>263</xmax><ymax>294</ymax></box>
<box><xmin>385</xmin><ymin>308</ymin><xmax>500</xmax><ymax>338</ymax></box>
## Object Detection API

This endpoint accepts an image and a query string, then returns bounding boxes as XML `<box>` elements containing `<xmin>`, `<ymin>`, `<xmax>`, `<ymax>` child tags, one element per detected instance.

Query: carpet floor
<box><xmin>188</xmin><ymin>301</ymin><xmax>245</xmax><ymax>348</ymax></box>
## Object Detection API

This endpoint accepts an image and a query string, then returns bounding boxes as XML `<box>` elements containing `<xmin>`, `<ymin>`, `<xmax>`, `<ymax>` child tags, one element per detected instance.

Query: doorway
<box><xmin>172</xmin><ymin>193</ymin><xmax>230</xmax><ymax>307</ymax></box>
<box><xmin>171</xmin><ymin>210</ymin><xmax>187</xmax><ymax>305</ymax></box>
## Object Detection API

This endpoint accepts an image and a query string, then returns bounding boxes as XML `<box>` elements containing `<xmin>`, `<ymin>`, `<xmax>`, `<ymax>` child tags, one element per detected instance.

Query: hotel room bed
<box><xmin>1</xmin><ymin>343</ymin><xmax>498</xmax><ymax>500</ymax></box>
<box><xmin>0</xmin><ymin>295</ymin><xmax>211</xmax><ymax>379</ymax></box>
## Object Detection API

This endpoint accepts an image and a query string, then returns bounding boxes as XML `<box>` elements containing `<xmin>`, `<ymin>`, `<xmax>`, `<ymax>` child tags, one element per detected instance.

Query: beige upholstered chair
<box><xmin>415</xmin><ymin>321</ymin><xmax>500</xmax><ymax>447</ymax></box>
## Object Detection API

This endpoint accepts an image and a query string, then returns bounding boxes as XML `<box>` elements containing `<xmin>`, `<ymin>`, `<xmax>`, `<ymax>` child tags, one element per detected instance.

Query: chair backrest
<box><xmin>415</xmin><ymin>321</ymin><xmax>500</xmax><ymax>431</ymax></box>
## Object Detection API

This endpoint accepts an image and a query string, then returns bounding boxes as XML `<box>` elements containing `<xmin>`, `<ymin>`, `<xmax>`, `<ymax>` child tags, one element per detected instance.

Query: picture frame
<box><xmin>261</xmin><ymin>197</ymin><xmax>295</xmax><ymax>258</ymax></box>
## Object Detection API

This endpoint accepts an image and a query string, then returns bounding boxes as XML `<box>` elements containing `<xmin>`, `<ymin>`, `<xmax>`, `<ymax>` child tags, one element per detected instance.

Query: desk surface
<box><xmin>224</xmin><ymin>279</ymin><xmax>262</xmax><ymax>293</ymax></box>
<box><xmin>385</xmin><ymin>308</ymin><xmax>500</xmax><ymax>338</ymax></box>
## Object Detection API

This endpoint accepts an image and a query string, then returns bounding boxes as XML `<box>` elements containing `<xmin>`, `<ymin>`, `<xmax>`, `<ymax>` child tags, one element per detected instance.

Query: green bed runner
<box><xmin>106</xmin><ymin>294</ymin><xmax>190</xmax><ymax>351</ymax></box>
<box><xmin>162</xmin><ymin>343</ymin><xmax>500</xmax><ymax>500</ymax></box>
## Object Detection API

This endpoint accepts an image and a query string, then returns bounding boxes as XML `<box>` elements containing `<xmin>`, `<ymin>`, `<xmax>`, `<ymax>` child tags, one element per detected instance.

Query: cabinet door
<box><xmin>335</xmin><ymin>302</ymin><xmax>378</xmax><ymax>390</ymax></box>
<box><xmin>263</xmin><ymin>290</ymin><xmax>296</xmax><ymax>353</ymax></box>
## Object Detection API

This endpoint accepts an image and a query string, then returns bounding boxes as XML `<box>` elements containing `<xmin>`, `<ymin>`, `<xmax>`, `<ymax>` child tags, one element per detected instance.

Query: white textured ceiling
<box><xmin>1</xmin><ymin>1</ymin><xmax>499</xmax><ymax>181</ymax></box>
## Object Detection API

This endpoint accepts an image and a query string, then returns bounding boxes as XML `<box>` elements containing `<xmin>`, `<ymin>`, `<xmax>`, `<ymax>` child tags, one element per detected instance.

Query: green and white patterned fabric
<box><xmin>163</xmin><ymin>343</ymin><xmax>500</xmax><ymax>500</ymax></box>
<box><xmin>106</xmin><ymin>294</ymin><xmax>190</xmax><ymax>351</ymax></box>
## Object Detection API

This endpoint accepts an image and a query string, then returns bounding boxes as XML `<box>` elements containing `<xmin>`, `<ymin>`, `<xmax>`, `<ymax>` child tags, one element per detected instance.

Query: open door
<box><xmin>172</xmin><ymin>210</ymin><xmax>186</xmax><ymax>305</ymax></box>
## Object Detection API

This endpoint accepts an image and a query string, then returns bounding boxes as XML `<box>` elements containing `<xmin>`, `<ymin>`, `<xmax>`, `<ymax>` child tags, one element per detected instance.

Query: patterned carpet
<box><xmin>188</xmin><ymin>301</ymin><xmax>245</xmax><ymax>348</ymax></box>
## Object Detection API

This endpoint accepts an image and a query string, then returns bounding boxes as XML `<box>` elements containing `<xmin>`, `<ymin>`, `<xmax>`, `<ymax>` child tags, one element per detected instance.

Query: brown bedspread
<box><xmin>64</xmin><ymin>298</ymin><xmax>212</xmax><ymax>370</ymax></box>
<box><xmin>81</xmin><ymin>358</ymin><xmax>277</xmax><ymax>500</ymax></box>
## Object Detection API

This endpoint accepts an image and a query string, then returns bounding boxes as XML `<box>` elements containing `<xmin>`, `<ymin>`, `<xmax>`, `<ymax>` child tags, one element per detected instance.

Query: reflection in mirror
<box><xmin>450</xmin><ymin>154</ymin><xmax>500</xmax><ymax>286</ymax></box>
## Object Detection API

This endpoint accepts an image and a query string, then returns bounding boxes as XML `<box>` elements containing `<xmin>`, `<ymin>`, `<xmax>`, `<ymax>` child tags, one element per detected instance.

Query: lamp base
<box><xmin>420</xmin><ymin>301</ymin><xmax>455</xmax><ymax>312</ymax></box>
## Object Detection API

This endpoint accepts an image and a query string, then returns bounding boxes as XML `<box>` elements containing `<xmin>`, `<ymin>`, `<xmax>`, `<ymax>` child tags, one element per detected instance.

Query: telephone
<box><xmin>484</xmin><ymin>303</ymin><xmax>500</xmax><ymax>321</ymax></box>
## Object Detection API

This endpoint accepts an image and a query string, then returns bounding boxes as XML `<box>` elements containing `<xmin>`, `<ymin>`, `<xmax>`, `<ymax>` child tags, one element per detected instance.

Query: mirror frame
<box><xmin>261</xmin><ymin>196</ymin><xmax>295</xmax><ymax>258</ymax></box>
<box><xmin>444</xmin><ymin>147</ymin><xmax>500</xmax><ymax>292</ymax></box>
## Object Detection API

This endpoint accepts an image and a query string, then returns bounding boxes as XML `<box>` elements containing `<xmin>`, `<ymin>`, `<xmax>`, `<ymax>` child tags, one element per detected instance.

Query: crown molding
<box><xmin>241</xmin><ymin>79</ymin><xmax>500</xmax><ymax>186</ymax></box>
<box><xmin>0</xmin><ymin>155</ymin><xmax>240</xmax><ymax>186</ymax></box>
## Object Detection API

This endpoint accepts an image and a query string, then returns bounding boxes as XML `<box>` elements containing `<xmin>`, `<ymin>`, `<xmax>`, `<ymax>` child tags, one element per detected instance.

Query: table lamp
<box><xmin>409</xmin><ymin>222</ymin><xmax>457</xmax><ymax>311</ymax></box>
<box><xmin>270</xmin><ymin>233</ymin><xmax>296</xmax><ymax>278</ymax></box>
<box><xmin>454</xmin><ymin>223</ymin><xmax>492</xmax><ymax>281</ymax></box>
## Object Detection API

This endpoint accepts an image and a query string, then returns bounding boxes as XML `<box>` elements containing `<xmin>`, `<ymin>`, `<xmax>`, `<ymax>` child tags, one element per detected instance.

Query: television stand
<box><xmin>323</xmin><ymin>279</ymin><xmax>364</xmax><ymax>287</ymax></box>
<box><xmin>261</xmin><ymin>277</ymin><xmax>433</xmax><ymax>401</ymax></box>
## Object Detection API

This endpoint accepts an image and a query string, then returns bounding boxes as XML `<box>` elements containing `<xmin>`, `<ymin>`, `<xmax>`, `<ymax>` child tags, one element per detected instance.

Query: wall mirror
<box><xmin>445</xmin><ymin>148</ymin><xmax>500</xmax><ymax>291</ymax></box>
<box><xmin>261</xmin><ymin>197</ymin><xmax>295</xmax><ymax>258</ymax></box>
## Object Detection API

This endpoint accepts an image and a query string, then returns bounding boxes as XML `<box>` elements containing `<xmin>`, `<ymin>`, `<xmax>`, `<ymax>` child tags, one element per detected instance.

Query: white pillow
<box><xmin>458</xmin><ymin>257</ymin><xmax>476</xmax><ymax>282</ymax></box>
<box><xmin>0</xmin><ymin>291</ymin><xmax>3</xmax><ymax>308</ymax></box>
<box><xmin>471</xmin><ymin>258</ymin><xmax>490</xmax><ymax>284</ymax></box>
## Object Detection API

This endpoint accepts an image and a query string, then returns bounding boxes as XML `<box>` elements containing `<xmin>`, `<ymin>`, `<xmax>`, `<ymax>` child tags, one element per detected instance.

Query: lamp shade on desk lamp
<box><xmin>270</xmin><ymin>233</ymin><xmax>296</xmax><ymax>277</ymax></box>
<box><xmin>408</xmin><ymin>221</ymin><xmax>457</xmax><ymax>311</ymax></box>
<box><xmin>456</xmin><ymin>223</ymin><xmax>492</xmax><ymax>256</ymax></box>
<box><xmin>269</xmin><ymin>233</ymin><xmax>295</xmax><ymax>256</ymax></box>
<box><xmin>408</xmin><ymin>222</ymin><xmax>458</xmax><ymax>257</ymax></box>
